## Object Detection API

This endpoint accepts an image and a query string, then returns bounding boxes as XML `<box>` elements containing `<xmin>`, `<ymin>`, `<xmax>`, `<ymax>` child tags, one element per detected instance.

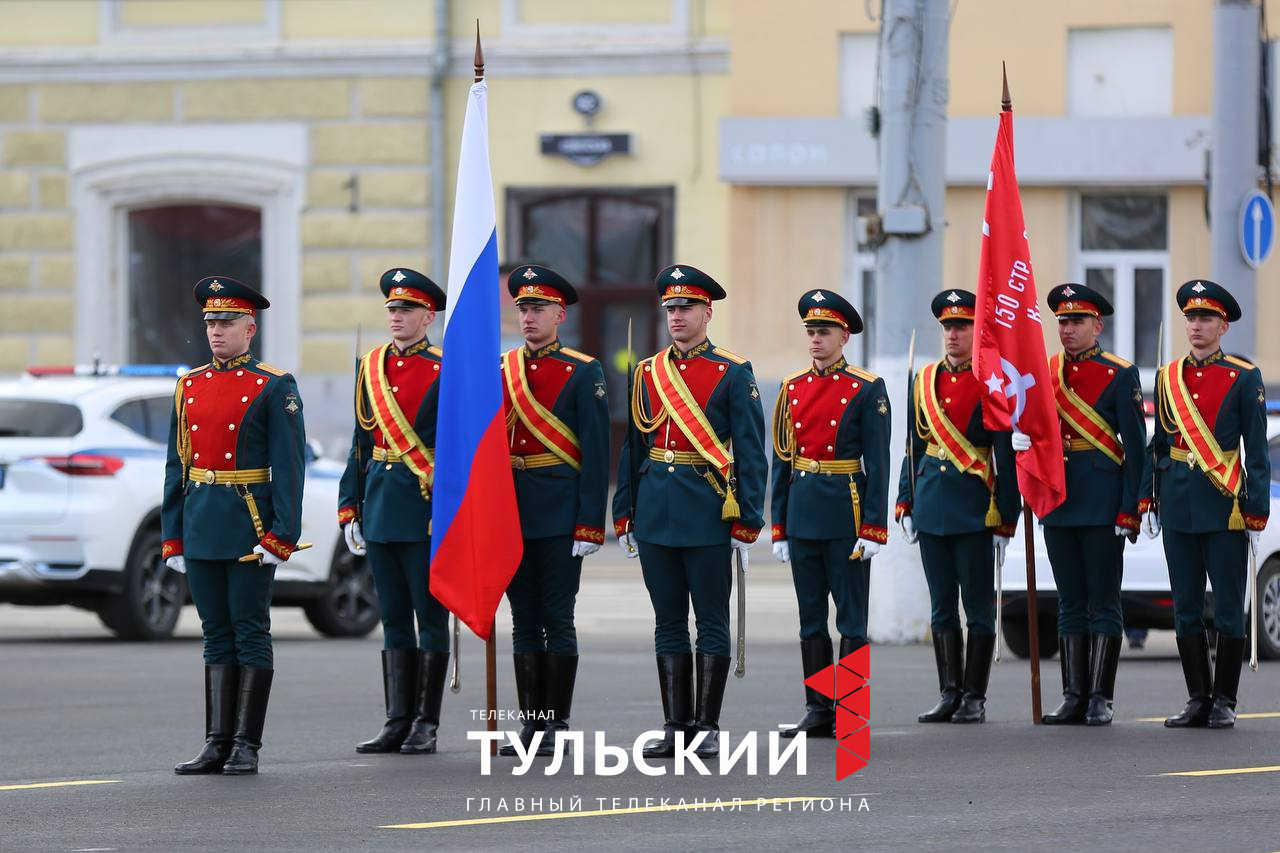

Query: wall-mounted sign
<box><xmin>540</xmin><ymin>133</ymin><xmax>631</xmax><ymax>167</ymax></box>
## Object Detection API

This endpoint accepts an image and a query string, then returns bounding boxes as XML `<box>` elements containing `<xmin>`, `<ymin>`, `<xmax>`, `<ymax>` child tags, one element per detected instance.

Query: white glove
<box><xmin>854</xmin><ymin>539</ymin><xmax>881</xmax><ymax>559</ymax></box>
<box><xmin>1248</xmin><ymin>530</ymin><xmax>1261</xmax><ymax>555</ymax></box>
<box><xmin>730</xmin><ymin>537</ymin><xmax>751</xmax><ymax>554</ymax></box>
<box><xmin>1011</xmin><ymin>430</ymin><xmax>1032</xmax><ymax>452</ymax></box>
<box><xmin>165</xmin><ymin>555</ymin><xmax>186</xmax><ymax>574</ymax></box>
<box><xmin>772</xmin><ymin>540</ymin><xmax>790</xmax><ymax>563</ymax></box>
<box><xmin>899</xmin><ymin>515</ymin><xmax>918</xmax><ymax>545</ymax></box>
<box><xmin>1114</xmin><ymin>526</ymin><xmax>1130</xmax><ymax>538</ymax></box>
<box><xmin>618</xmin><ymin>532</ymin><xmax>639</xmax><ymax>559</ymax></box>
<box><xmin>252</xmin><ymin>545</ymin><xmax>284</xmax><ymax>566</ymax></box>
<box><xmin>572</xmin><ymin>540</ymin><xmax>601</xmax><ymax>558</ymax></box>
<box><xmin>343</xmin><ymin>521</ymin><xmax>367</xmax><ymax>556</ymax></box>
<box><xmin>1141</xmin><ymin>511</ymin><xmax>1161</xmax><ymax>539</ymax></box>
<box><xmin>994</xmin><ymin>535</ymin><xmax>1010</xmax><ymax>565</ymax></box>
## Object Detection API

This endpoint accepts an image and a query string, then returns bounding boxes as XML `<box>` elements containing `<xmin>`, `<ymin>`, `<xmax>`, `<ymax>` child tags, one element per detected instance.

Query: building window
<box><xmin>849</xmin><ymin>194</ymin><xmax>877</xmax><ymax>366</ymax></box>
<box><xmin>1075</xmin><ymin>193</ymin><xmax>1168</xmax><ymax>374</ymax></box>
<box><xmin>101</xmin><ymin>0</ymin><xmax>281</xmax><ymax>45</ymax></box>
<box><xmin>127</xmin><ymin>204</ymin><xmax>262</xmax><ymax>367</ymax></box>
<box><xmin>839</xmin><ymin>33</ymin><xmax>878</xmax><ymax>119</ymax></box>
<box><xmin>1067</xmin><ymin>27</ymin><xmax>1172</xmax><ymax>118</ymax></box>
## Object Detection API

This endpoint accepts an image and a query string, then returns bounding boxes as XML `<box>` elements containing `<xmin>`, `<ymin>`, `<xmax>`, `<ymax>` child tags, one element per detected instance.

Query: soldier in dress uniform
<box><xmin>497</xmin><ymin>265</ymin><xmax>610</xmax><ymax>757</ymax></box>
<box><xmin>896</xmin><ymin>289</ymin><xmax>1021</xmax><ymax>724</ymax></box>
<box><xmin>613</xmin><ymin>265</ymin><xmax>767</xmax><ymax>759</ymax></box>
<box><xmin>164</xmin><ymin>276</ymin><xmax>306</xmax><ymax>776</ymax></box>
<box><xmin>1038</xmin><ymin>283</ymin><xmax>1147</xmax><ymax>726</ymax></box>
<box><xmin>339</xmin><ymin>269</ymin><xmax>451</xmax><ymax>755</ymax></box>
<box><xmin>770</xmin><ymin>289</ymin><xmax>890</xmax><ymax>738</ymax></box>
<box><xmin>1141</xmin><ymin>279</ymin><xmax>1269</xmax><ymax>729</ymax></box>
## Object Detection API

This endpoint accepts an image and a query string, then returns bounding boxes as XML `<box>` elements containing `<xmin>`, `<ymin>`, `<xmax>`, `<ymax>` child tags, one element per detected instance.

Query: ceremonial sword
<box><xmin>734</xmin><ymin>546</ymin><xmax>747</xmax><ymax>678</ymax></box>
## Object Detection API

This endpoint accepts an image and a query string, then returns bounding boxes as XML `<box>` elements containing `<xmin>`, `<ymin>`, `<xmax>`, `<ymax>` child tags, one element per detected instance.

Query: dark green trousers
<box><xmin>506</xmin><ymin>535</ymin><xmax>582</xmax><ymax>655</ymax></box>
<box><xmin>185</xmin><ymin>558</ymin><xmax>276</xmax><ymax>668</ymax></box>
<box><xmin>789</xmin><ymin>536</ymin><xmax>869</xmax><ymax>643</ymax></box>
<box><xmin>366</xmin><ymin>539</ymin><xmax>450</xmax><ymax>651</ymax></box>
<box><xmin>1042</xmin><ymin>525</ymin><xmax>1124</xmax><ymax>636</ymax></box>
<box><xmin>1162</xmin><ymin>529</ymin><xmax>1248</xmax><ymax>637</ymax></box>
<box><xmin>918</xmin><ymin>530</ymin><xmax>995</xmax><ymax>634</ymax></box>
<box><xmin>637</xmin><ymin>540</ymin><xmax>732</xmax><ymax>656</ymax></box>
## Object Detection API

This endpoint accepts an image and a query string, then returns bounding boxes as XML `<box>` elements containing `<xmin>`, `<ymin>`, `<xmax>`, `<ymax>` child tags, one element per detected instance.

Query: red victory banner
<box><xmin>973</xmin><ymin>71</ymin><xmax>1065</xmax><ymax>520</ymax></box>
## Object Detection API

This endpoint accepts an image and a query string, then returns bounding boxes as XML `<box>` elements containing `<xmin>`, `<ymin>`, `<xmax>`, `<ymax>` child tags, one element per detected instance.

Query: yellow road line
<box><xmin>1161</xmin><ymin>765</ymin><xmax>1280</xmax><ymax>778</ymax></box>
<box><xmin>383</xmin><ymin>795</ymin><xmax>844</xmax><ymax>829</ymax></box>
<box><xmin>1135</xmin><ymin>711</ymin><xmax>1280</xmax><ymax>722</ymax></box>
<box><xmin>0</xmin><ymin>780</ymin><xmax>120</xmax><ymax>792</ymax></box>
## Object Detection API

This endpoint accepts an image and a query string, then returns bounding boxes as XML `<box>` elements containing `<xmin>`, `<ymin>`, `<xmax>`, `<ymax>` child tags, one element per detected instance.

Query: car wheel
<box><xmin>1001</xmin><ymin>614</ymin><xmax>1056</xmax><ymax>660</ymax></box>
<box><xmin>303</xmin><ymin>542</ymin><xmax>380</xmax><ymax>638</ymax></box>
<box><xmin>97</xmin><ymin>527</ymin><xmax>187</xmax><ymax>640</ymax></box>
<box><xmin>1256</xmin><ymin>557</ymin><xmax>1280</xmax><ymax>661</ymax></box>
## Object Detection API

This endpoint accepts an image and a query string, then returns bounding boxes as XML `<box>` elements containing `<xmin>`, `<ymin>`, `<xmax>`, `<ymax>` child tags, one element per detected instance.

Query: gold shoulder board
<box><xmin>713</xmin><ymin>347</ymin><xmax>747</xmax><ymax>365</ymax></box>
<box><xmin>845</xmin><ymin>365</ymin><xmax>879</xmax><ymax>382</ymax></box>
<box><xmin>1225</xmin><ymin>355</ymin><xmax>1256</xmax><ymax>371</ymax></box>
<box><xmin>559</xmin><ymin>346</ymin><xmax>595</xmax><ymax>363</ymax></box>
<box><xmin>1101</xmin><ymin>351</ymin><xmax>1133</xmax><ymax>369</ymax></box>
<box><xmin>256</xmin><ymin>362</ymin><xmax>287</xmax><ymax>376</ymax></box>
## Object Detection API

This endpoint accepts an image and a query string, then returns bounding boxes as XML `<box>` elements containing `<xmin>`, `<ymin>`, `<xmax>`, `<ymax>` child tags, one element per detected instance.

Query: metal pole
<box><xmin>1210</xmin><ymin>0</ymin><xmax>1260</xmax><ymax>354</ymax></box>
<box><xmin>867</xmin><ymin>0</ymin><xmax>951</xmax><ymax>642</ymax></box>
<box><xmin>486</xmin><ymin>627</ymin><xmax>497</xmax><ymax>756</ymax></box>
<box><xmin>1023</xmin><ymin>505</ymin><xmax>1043</xmax><ymax>723</ymax></box>
<box><xmin>429</xmin><ymin>0</ymin><xmax>450</xmax><ymax>282</ymax></box>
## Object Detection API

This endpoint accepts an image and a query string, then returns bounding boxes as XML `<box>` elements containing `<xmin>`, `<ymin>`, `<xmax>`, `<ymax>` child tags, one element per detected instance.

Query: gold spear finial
<box><xmin>474</xmin><ymin>21</ymin><xmax>484</xmax><ymax>83</ymax></box>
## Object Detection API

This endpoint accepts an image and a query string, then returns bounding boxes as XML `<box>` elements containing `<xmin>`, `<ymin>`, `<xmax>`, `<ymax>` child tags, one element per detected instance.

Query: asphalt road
<box><xmin>2</xmin><ymin>560</ymin><xmax>1278</xmax><ymax>853</ymax></box>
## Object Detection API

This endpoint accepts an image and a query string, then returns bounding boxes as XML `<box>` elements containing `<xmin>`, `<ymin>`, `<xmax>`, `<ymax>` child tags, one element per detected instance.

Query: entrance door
<box><xmin>506</xmin><ymin>188</ymin><xmax>674</xmax><ymax>459</ymax></box>
<box><xmin>127</xmin><ymin>203</ymin><xmax>262</xmax><ymax>366</ymax></box>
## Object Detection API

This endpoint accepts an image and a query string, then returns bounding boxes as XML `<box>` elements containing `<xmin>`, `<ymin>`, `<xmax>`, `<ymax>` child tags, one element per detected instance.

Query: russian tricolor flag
<box><xmin>429</xmin><ymin>76</ymin><xmax>523</xmax><ymax>640</ymax></box>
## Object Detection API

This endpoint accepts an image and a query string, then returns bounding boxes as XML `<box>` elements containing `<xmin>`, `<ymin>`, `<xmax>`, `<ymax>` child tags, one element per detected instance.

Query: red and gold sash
<box><xmin>1050</xmin><ymin>352</ymin><xmax>1124</xmax><ymax>466</ymax></box>
<box><xmin>501</xmin><ymin>348</ymin><xmax>582</xmax><ymax>470</ymax></box>
<box><xmin>916</xmin><ymin>361</ymin><xmax>991</xmax><ymax>484</ymax></box>
<box><xmin>361</xmin><ymin>344</ymin><xmax>434</xmax><ymax>486</ymax></box>
<box><xmin>1160</xmin><ymin>359</ymin><xmax>1243</xmax><ymax>497</ymax></box>
<box><xmin>649</xmin><ymin>349</ymin><xmax>734</xmax><ymax>481</ymax></box>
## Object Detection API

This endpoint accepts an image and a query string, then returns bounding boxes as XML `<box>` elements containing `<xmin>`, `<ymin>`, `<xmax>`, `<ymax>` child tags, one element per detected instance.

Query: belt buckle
<box><xmin>663</xmin><ymin>449</ymin><xmax>675</xmax><ymax>464</ymax></box>
<box><xmin>204</xmin><ymin>469</ymin><xmax>217</xmax><ymax>484</ymax></box>
<box><xmin>1186</xmin><ymin>450</ymin><xmax>1196</xmax><ymax>469</ymax></box>
<box><xmin>807</xmin><ymin>459</ymin><xmax>820</xmax><ymax>473</ymax></box>
<box><xmin>512</xmin><ymin>456</ymin><xmax>527</xmax><ymax>471</ymax></box>
<box><xmin>937</xmin><ymin>447</ymin><xmax>946</xmax><ymax>461</ymax></box>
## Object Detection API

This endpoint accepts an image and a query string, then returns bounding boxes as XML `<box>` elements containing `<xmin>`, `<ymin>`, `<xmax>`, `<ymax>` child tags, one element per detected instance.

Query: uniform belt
<box><xmin>1170</xmin><ymin>446</ymin><xmax>1238</xmax><ymax>467</ymax></box>
<box><xmin>925</xmin><ymin>442</ymin><xmax>989</xmax><ymax>462</ymax></box>
<box><xmin>372</xmin><ymin>446</ymin><xmax>402</xmax><ymax>462</ymax></box>
<box><xmin>510</xmin><ymin>452</ymin><xmax>562</xmax><ymax>470</ymax></box>
<box><xmin>188</xmin><ymin>467</ymin><xmax>270</xmax><ymax>485</ymax></box>
<box><xmin>648</xmin><ymin>447</ymin><xmax>709</xmax><ymax>466</ymax></box>
<box><xmin>792</xmin><ymin>456</ymin><xmax>863</xmax><ymax>474</ymax></box>
<box><xmin>1063</xmin><ymin>438</ymin><xmax>1096</xmax><ymax>453</ymax></box>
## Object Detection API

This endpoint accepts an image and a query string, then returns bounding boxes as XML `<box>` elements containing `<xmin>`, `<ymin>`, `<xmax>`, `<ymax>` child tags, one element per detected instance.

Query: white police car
<box><xmin>0</xmin><ymin>364</ymin><xmax>379</xmax><ymax>640</ymax></box>
<box><xmin>1000</xmin><ymin>417</ymin><xmax>1280</xmax><ymax>661</ymax></box>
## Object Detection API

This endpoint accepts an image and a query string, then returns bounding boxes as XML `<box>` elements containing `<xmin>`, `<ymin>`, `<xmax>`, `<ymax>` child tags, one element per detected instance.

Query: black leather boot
<box><xmin>641</xmin><ymin>654</ymin><xmax>694</xmax><ymax>758</ymax></box>
<box><xmin>401</xmin><ymin>651</ymin><xmax>449</xmax><ymax>754</ymax></box>
<box><xmin>222</xmin><ymin>666</ymin><xmax>273</xmax><ymax>775</ymax></box>
<box><xmin>1165</xmin><ymin>632</ymin><xmax>1213</xmax><ymax>728</ymax></box>
<box><xmin>917</xmin><ymin>630</ymin><xmax>963</xmax><ymax>723</ymax></box>
<box><xmin>1084</xmin><ymin>634</ymin><xmax>1122</xmax><ymax>726</ymax></box>
<box><xmin>951</xmin><ymin>632</ymin><xmax>995</xmax><ymax>724</ymax></box>
<box><xmin>1042</xmin><ymin>634</ymin><xmax>1089</xmax><ymax>725</ymax></box>
<box><xmin>537</xmin><ymin>654</ymin><xmax>579</xmax><ymax>756</ymax></box>
<box><xmin>499</xmin><ymin>652</ymin><xmax>545</xmax><ymax>756</ymax></box>
<box><xmin>174</xmin><ymin>664</ymin><xmax>239</xmax><ymax>775</ymax></box>
<box><xmin>692</xmin><ymin>653</ymin><xmax>731</xmax><ymax>758</ymax></box>
<box><xmin>356</xmin><ymin>648</ymin><xmax>418</xmax><ymax>753</ymax></box>
<box><xmin>1207</xmin><ymin>635</ymin><xmax>1245</xmax><ymax>729</ymax></box>
<box><xmin>838</xmin><ymin>635</ymin><xmax>863</xmax><ymax>664</ymax></box>
<box><xmin>781</xmin><ymin>637</ymin><xmax>834</xmax><ymax>738</ymax></box>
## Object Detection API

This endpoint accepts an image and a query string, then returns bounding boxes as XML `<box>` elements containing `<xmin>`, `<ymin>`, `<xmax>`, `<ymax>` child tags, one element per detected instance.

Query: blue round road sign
<box><xmin>1239</xmin><ymin>190</ymin><xmax>1274</xmax><ymax>270</ymax></box>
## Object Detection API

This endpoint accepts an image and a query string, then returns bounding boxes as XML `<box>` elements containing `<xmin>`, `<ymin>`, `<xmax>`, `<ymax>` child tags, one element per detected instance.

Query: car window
<box><xmin>1271</xmin><ymin>435</ymin><xmax>1280</xmax><ymax>483</ymax></box>
<box><xmin>0</xmin><ymin>399</ymin><xmax>83</xmax><ymax>437</ymax></box>
<box><xmin>110</xmin><ymin>399</ymin><xmax>149</xmax><ymax>438</ymax></box>
<box><xmin>142</xmin><ymin>396</ymin><xmax>173</xmax><ymax>443</ymax></box>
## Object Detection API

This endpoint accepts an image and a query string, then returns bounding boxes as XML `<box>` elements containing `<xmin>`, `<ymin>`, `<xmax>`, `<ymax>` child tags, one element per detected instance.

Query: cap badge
<box><xmin>1192</xmin><ymin>282</ymin><xmax>1206</xmax><ymax>293</ymax></box>
<box><xmin>946</xmin><ymin>291</ymin><xmax>960</xmax><ymax>303</ymax></box>
<box><xmin>208</xmin><ymin>280</ymin><xmax>224</xmax><ymax>292</ymax></box>
<box><xmin>523</xmin><ymin>267</ymin><xmax>537</xmax><ymax>280</ymax></box>
<box><xmin>811</xmin><ymin>291</ymin><xmax>825</xmax><ymax>302</ymax></box>
<box><xmin>392</xmin><ymin>270</ymin><xmax>406</xmax><ymax>283</ymax></box>
<box><xmin>393</xmin><ymin>287</ymin><xmax>406</xmax><ymax>295</ymax></box>
<box><xmin>669</xmin><ymin>268</ymin><xmax>685</xmax><ymax>280</ymax></box>
<box><xmin>1061</xmin><ymin>286</ymin><xmax>1075</xmax><ymax>297</ymax></box>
